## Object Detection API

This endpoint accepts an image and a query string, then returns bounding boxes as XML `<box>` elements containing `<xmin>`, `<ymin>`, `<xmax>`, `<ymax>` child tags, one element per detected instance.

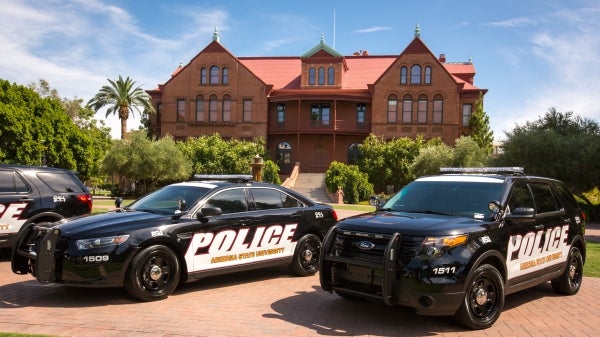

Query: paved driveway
<box><xmin>1</xmin><ymin>215</ymin><xmax>598</xmax><ymax>337</ymax></box>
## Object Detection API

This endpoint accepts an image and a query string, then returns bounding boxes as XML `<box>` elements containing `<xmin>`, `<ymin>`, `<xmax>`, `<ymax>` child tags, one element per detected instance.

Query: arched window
<box><xmin>222</xmin><ymin>95</ymin><xmax>231</xmax><ymax>122</ymax></box>
<box><xmin>210</xmin><ymin>66</ymin><xmax>219</xmax><ymax>84</ymax></box>
<box><xmin>318</xmin><ymin>67</ymin><xmax>325</xmax><ymax>85</ymax></box>
<box><xmin>433</xmin><ymin>94</ymin><xmax>443</xmax><ymax>124</ymax></box>
<box><xmin>400</xmin><ymin>66</ymin><xmax>408</xmax><ymax>84</ymax></box>
<box><xmin>402</xmin><ymin>94</ymin><xmax>413</xmax><ymax>123</ymax></box>
<box><xmin>387</xmin><ymin>95</ymin><xmax>398</xmax><ymax>123</ymax></box>
<box><xmin>195</xmin><ymin>95</ymin><xmax>204</xmax><ymax>122</ymax></box>
<box><xmin>200</xmin><ymin>68</ymin><xmax>207</xmax><ymax>85</ymax></box>
<box><xmin>276</xmin><ymin>142</ymin><xmax>292</xmax><ymax>168</ymax></box>
<box><xmin>410</xmin><ymin>65</ymin><xmax>421</xmax><ymax>84</ymax></box>
<box><xmin>209</xmin><ymin>94</ymin><xmax>218</xmax><ymax>121</ymax></box>
<box><xmin>348</xmin><ymin>143</ymin><xmax>361</xmax><ymax>165</ymax></box>
<box><xmin>308</xmin><ymin>67</ymin><xmax>316</xmax><ymax>85</ymax></box>
<box><xmin>222</xmin><ymin>67</ymin><xmax>229</xmax><ymax>85</ymax></box>
<box><xmin>417</xmin><ymin>94</ymin><xmax>428</xmax><ymax>124</ymax></box>
<box><xmin>327</xmin><ymin>67</ymin><xmax>335</xmax><ymax>85</ymax></box>
<box><xmin>424</xmin><ymin>66</ymin><xmax>432</xmax><ymax>84</ymax></box>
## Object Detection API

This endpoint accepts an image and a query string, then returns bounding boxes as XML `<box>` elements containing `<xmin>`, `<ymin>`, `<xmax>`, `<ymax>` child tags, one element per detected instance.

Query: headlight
<box><xmin>76</xmin><ymin>235</ymin><xmax>130</xmax><ymax>250</ymax></box>
<box><xmin>420</xmin><ymin>234</ymin><xmax>468</xmax><ymax>257</ymax></box>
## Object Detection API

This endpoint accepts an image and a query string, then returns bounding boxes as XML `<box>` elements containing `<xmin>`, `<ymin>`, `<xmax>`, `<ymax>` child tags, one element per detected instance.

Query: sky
<box><xmin>1</xmin><ymin>0</ymin><xmax>599</xmax><ymax>141</ymax></box>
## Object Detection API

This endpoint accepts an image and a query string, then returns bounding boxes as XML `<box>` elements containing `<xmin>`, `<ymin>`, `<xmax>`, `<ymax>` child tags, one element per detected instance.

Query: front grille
<box><xmin>331</xmin><ymin>229</ymin><xmax>424</xmax><ymax>265</ymax></box>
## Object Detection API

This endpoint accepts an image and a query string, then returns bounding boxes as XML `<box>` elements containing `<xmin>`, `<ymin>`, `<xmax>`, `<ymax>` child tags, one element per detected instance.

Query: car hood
<box><xmin>336</xmin><ymin>211</ymin><xmax>488</xmax><ymax>236</ymax></box>
<box><xmin>56</xmin><ymin>210</ymin><xmax>173</xmax><ymax>238</ymax></box>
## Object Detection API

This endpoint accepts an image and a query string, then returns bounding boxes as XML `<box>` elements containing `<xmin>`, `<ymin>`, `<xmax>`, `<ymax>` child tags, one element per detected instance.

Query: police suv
<box><xmin>319</xmin><ymin>167</ymin><xmax>586</xmax><ymax>329</ymax></box>
<box><xmin>1</xmin><ymin>165</ymin><xmax>92</xmax><ymax>249</ymax></box>
<box><xmin>12</xmin><ymin>175</ymin><xmax>337</xmax><ymax>301</ymax></box>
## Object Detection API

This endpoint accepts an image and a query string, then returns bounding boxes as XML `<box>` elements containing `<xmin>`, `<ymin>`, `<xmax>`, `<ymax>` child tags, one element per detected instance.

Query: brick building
<box><xmin>146</xmin><ymin>26</ymin><xmax>487</xmax><ymax>174</ymax></box>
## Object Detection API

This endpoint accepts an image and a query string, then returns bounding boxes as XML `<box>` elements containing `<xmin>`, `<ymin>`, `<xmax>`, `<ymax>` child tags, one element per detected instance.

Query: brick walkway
<box><xmin>0</xmin><ymin>215</ymin><xmax>598</xmax><ymax>337</ymax></box>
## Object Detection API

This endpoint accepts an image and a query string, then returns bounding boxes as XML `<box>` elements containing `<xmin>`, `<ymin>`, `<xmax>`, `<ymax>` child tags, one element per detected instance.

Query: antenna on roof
<box><xmin>333</xmin><ymin>9</ymin><xmax>336</xmax><ymax>49</ymax></box>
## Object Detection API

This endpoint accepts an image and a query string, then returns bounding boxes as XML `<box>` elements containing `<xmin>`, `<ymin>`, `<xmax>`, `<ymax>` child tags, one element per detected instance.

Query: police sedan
<box><xmin>12</xmin><ymin>176</ymin><xmax>338</xmax><ymax>301</ymax></box>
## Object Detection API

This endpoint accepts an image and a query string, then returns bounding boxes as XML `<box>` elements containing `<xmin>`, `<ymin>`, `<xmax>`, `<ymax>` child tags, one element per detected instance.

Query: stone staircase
<box><xmin>290</xmin><ymin>173</ymin><xmax>332</xmax><ymax>204</ymax></box>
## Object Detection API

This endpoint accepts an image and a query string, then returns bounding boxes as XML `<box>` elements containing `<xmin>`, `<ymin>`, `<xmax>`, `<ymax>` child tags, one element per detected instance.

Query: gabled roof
<box><xmin>301</xmin><ymin>35</ymin><xmax>343</xmax><ymax>58</ymax></box>
<box><xmin>151</xmin><ymin>34</ymin><xmax>485</xmax><ymax>94</ymax></box>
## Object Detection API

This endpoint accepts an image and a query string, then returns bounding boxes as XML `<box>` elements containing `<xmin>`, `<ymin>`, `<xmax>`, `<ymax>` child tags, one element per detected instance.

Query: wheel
<box><xmin>125</xmin><ymin>245</ymin><xmax>181</xmax><ymax>301</ymax></box>
<box><xmin>455</xmin><ymin>264</ymin><xmax>505</xmax><ymax>330</ymax></box>
<box><xmin>289</xmin><ymin>234</ymin><xmax>321</xmax><ymax>276</ymax></box>
<box><xmin>551</xmin><ymin>246</ymin><xmax>583</xmax><ymax>295</ymax></box>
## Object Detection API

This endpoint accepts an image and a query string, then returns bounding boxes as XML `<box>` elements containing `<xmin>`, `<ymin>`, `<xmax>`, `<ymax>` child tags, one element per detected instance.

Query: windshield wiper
<box><xmin>404</xmin><ymin>209</ymin><xmax>455</xmax><ymax>216</ymax></box>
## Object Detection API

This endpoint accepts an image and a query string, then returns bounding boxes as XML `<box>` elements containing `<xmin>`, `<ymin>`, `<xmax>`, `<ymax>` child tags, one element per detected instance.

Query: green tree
<box><xmin>102</xmin><ymin>131</ymin><xmax>192</xmax><ymax>194</ymax></box>
<box><xmin>0</xmin><ymin>79</ymin><xmax>110</xmax><ymax>181</ymax></box>
<box><xmin>495</xmin><ymin>108</ymin><xmax>600</xmax><ymax>193</ymax></box>
<box><xmin>87</xmin><ymin>75</ymin><xmax>155</xmax><ymax>139</ymax></box>
<box><xmin>262</xmin><ymin>160</ymin><xmax>282</xmax><ymax>184</ymax></box>
<box><xmin>452</xmin><ymin>136</ymin><xmax>490</xmax><ymax>167</ymax></box>
<box><xmin>358</xmin><ymin>134</ymin><xmax>426</xmax><ymax>193</ymax></box>
<box><xmin>468</xmin><ymin>93</ymin><xmax>494</xmax><ymax>154</ymax></box>
<box><xmin>410</xmin><ymin>136</ymin><xmax>490</xmax><ymax>178</ymax></box>
<box><xmin>325</xmin><ymin>161</ymin><xmax>374</xmax><ymax>204</ymax></box>
<box><xmin>410</xmin><ymin>143</ymin><xmax>454</xmax><ymax>177</ymax></box>
<box><xmin>177</xmin><ymin>134</ymin><xmax>267</xmax><ymax>174</ymax></box>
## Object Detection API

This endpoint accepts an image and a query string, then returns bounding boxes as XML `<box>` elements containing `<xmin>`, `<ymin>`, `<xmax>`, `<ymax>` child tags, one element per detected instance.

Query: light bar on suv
<box><xmin>193</xmin><ymin>174</ymin><xmax>253</xmax><ymax>182</ymax></box>
<box><xmin>440</xmin><ymin>167</ymin><xmax>525</xmax><ymax>175</ymax></box>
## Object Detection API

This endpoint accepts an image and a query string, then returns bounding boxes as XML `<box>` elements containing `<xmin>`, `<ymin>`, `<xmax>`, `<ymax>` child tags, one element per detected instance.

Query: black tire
<box><xmin>551</xmin><ymin>246</ymin><xmax>583</xmax><ymax>295</ymax></box>
<box><xmin>455</xmin><ymin>264</ymin><xmax>505</xmax><ymax>330</ymax></box>
<box><xmin>289</xmin><ymin>234</ymin><xmax>321</xmax><ymax>276</ymax></box>
<box><xmin>125</xmin><ymin>245</ymin><xmax>181</xmax><ymax>301</ymax></box>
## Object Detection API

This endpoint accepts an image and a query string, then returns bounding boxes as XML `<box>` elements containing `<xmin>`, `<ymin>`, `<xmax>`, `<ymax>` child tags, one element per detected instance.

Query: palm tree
<box><xmin>87</xmin><ymin>75</ymin><xmax>155</xmax><ymax>139</ymax></box>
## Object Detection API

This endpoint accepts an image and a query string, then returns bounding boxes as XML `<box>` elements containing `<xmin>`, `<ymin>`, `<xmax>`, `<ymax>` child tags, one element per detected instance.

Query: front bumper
<box><xmin>12</xmin><ymin>224</ymin><xmax>128</xmax><ymax>287</ymax></box>
<box><xmin>319</xmin><ymin>228</ymin><xmax>465</xmax><ymax>316</ymax></box>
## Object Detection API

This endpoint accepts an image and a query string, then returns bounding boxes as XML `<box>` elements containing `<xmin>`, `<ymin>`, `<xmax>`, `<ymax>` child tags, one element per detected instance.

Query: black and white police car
<box><xmin>12</xmin><ymin>175</ymin><xmax>337</xmax><ymax>301</ymax></box>
<box><xmin>320</xmin><ymin>167</ymin><xmax>587</xmax><ymax>329</ymax></box>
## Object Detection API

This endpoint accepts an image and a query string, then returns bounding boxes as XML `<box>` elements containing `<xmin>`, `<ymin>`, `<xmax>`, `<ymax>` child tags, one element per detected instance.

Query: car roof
<box><xmin>0</xmin><ymin>164</ymin><xmax>76</xmax><ymax>174</ymax></box>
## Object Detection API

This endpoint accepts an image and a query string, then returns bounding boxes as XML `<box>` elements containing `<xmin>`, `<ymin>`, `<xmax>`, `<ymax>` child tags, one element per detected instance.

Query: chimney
<box><xmin>439</xmin><ymin>54</ymin><xmax>446</xmax><ymax>63</ymax></box>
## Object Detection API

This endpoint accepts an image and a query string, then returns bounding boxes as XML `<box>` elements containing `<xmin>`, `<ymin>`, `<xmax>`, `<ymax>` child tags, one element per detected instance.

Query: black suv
<box><xmin>12</xmin><ymin>175</ymin><xmax>337</xmax><ymax>301</ymax></box>
<box><xmin>0</xmin><ymin>165</ymin><xmax>92</xmax><ymax>249</ymax></box>
<box><xmin>320</xmin><ymin>167</ymin><xmax>586</xmax><ymax>329</ymax></box>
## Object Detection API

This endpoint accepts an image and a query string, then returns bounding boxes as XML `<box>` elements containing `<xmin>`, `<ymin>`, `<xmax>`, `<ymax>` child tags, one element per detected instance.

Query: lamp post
<box><xmin>250</xmin><ymin>155</ymin><xmax>264</xmax><ymax>182</ymax></box>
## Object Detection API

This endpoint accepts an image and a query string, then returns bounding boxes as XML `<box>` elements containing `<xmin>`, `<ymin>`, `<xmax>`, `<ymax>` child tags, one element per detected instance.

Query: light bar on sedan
<box><xmin>439</xmin><ymin>167</ymin><xmax>525</xmax><ymax>175</ymax></box>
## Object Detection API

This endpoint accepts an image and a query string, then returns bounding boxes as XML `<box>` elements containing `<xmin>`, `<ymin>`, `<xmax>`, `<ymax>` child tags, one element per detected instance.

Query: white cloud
<box><xmin>353</xmin><ymin>26</ymin><xmax>392</xmax><ymax>34</ymax></box>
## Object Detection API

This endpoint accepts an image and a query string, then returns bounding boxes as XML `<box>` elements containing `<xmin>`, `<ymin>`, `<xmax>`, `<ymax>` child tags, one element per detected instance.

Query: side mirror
<box><xmin>369</xmin><ymin>195</ymin><xmax>383</xmax><ymax>207</ymax></box>
<box><xmin>505</xmin><ymin>207</ymin><xmax>536</xmax><ymax>222</ymax></box>
<box><xmin>197</xmin><ymin>206</ymin><xmax>222</xmax><ymax>223</ymax></box>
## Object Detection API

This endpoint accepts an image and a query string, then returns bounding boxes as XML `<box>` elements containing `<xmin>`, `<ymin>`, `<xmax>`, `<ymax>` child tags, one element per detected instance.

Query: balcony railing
<box><xmin>269</xmin><ymin>119</ymin><xmax>371</xmax><ymax>133</ymax></box>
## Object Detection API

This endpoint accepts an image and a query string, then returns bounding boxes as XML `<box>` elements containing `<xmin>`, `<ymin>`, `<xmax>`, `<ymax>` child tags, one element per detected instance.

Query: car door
<box><xmin>186</xmin><ymin>187</ymin><xmax>256</xmax><ymax>274</ymax></box>
<box><xmin>505</xmin><ymin>181</ymin><xmax>569</xmax><ymax>281</ymax></box>
<box><xmin>245</xmin><ymin>187</ymin><xmax>303</xmax><ymax>262</ymax></box>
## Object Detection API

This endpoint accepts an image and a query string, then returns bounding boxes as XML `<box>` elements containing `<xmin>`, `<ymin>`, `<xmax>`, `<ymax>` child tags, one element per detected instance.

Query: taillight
<box><xmin>77</xmin><ymin>193</ymin><xmax>93</xmax><ymax>212</ymax></box>
<box><xmin>332</xmin><ymin>210</ymin><xmax>339</xmax><ymax>222</ymax></box>
<box><xmin>581</xmin><ymin>211</ymin><xmax>587</xmax><ymax>222</ymax></box>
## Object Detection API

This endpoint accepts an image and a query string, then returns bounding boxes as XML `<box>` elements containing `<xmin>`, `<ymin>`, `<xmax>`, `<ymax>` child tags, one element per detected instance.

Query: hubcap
<box><xmin>302</xmin><ymin>249</ymin><xmax>313</xmax><ymax>261</ymax></box>
<box><xmin>149</xmin><ymin>265</ymin><xmax>162</xmax><ymax>281</ymax></box>
<box><xmin>475</xmin><ymin>287</ymin><xmax>488</xmax><ymax>306</ymax></box>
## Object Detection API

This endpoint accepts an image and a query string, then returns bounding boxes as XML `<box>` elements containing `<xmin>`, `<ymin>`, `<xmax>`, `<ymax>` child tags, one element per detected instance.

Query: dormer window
<box><xmin>318</xmin><ymin>67</ymin><xmax>325</xmax><ymax>85</ymax></box>
<box><xmin>309</xmin><ymin>68</ymin><xmax>316</xmax><ymax>85</ymax></box>
<box><xmin>328</xmin><ymin>67</ymin><xmax>335</xmax><ymax>85</ymax></box>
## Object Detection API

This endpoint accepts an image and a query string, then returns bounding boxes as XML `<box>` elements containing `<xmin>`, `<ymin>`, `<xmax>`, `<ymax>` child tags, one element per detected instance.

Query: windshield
<box><xmin>128</xmin><ymin>185</ymin><xmax>211</xmax><ymax>215</ymax></box>
<box><xmin>382</xmin><ymin>179</ymin><xmax>503</xmax><ymax>219</ymax></box>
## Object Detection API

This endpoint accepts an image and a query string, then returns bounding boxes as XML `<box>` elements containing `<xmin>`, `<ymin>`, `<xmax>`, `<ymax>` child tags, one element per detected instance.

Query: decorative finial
<box><xmin>414</xmin><ymin>24</ymin><xmax>420</xmax><ymax>38</ymax></box>
<box><xmin>213</xmin><ymin>27</ymin><xmax>220</xmax><ymax>42</ymax></box>
<box><xmin>468</xmin><ymin>56</ymin><xmax>473</xmax><ymax>64</ymax></box>
<box><xmin>320</xmin><ymin>34</ymin><xmax>325</xmax><ymax>44</ymax></box>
